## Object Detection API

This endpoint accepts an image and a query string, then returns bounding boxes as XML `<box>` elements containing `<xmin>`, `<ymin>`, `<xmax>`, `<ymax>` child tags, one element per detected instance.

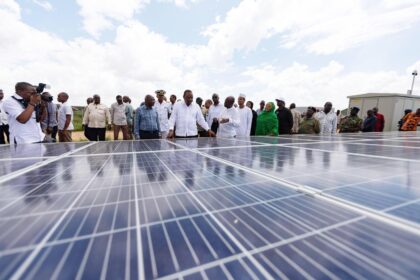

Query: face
<box><xmin>212</xmin><ymin>95</ymin><xmax>219</xmax><ymax>104</ymax></box>
<box><xmin>224</xmin><ymin>98</ymin><xmax>234</xmax><ymax>108</ymax></box>
<box><xmin>277</xmin><ymin>100</ymin><xmax>285</xmax><ymax>108</ymax></box>
<box><xmin>57</xmin><ymin>94</ymin><xmax>63</xmax><ymax>103</ymax></box>
<box><xmin>184</xmin><ymin>91</ymin><xmax>193</xmax><ymax>106</ymax></box>
<box><xmin>238</xmin><ymin>97</ymin><xmax>245</xmax><ymax>107</ymax></box>
<box><xmin>260</xmin><ymin>101</ymin><xmax>265</xmax><ymax>109</ymax></box>
<box><xmin>324</xmin><ymin>102</ymin><xmax>332</xmax><ymax>113</ymax></box>
<box><xmin>93</xmin><ymin>95</ymin><xmax>100</xmax><ymax>104</ymax></box>
<box><xmin>373</xmin><ymin>107</ymin><xmax>378</xmax><ymax>114</ymax></box>
<box><xmin>157</xmin><ymin>94</ymin><xmax>164</xmax><ymax>102</ymax></box>
<box><xmin>19</xmin><ymin>85</ymin><xmax>37</xmax><ymax>102</ymax></box>
<box><xmin>367</xmin><ymin>110</ymin><xmax>374</xmax><ymax>117</ymax></box>
<box><xmin>204</xmin><ymin>100</ymin><xmax>212</xmax><ymax>109</ymax></box>
<box><xmin>116</xmin><ymin>96</ymin><xmax>123</xmax><ymax>104</ymax></box>
<box><xmin>87</xmin><ymin>97</ymin><xmax>93</xmax><ymax>105</ymax></box>
<box><xmin>123</xmin><ymin>96</ymin><xmax>129</xmax><ymax>103</ymax></box>
<box><xmin>170</xmin><ymin>95</ymin><xmax>176</xmax><ymax>103</ymax></box>
<box><xmin>0</xmin><ymin>90</ymin><xmax>3</xmax><ymax>100</ymax></box>
<box><xmin>416</xmin><ymin>108</ymin><xmax>420</xmax><ymax>115</ymax></box>
<box><xmin>306</xmin><ymin>108</ymin><xmax>315</xmax><ymax>118</ymax></box>
<box><xmin>145</xmin><ymin>96</ymin><xmax>155</xmax><ymax>107</ymax></box>
<box><xmin>265</xmin><ymin>103</ymin><xmax>272</xmax><ymax>111</ymax></box>
<box><xmin>351</xmin><ymin>108</ymin><xmax>358</xmax><ymax>116</ymax></box>
<box><xmin>246</xmin><ymin>101</ymin><xmax>252</xmax><ymax>109</ymax></box>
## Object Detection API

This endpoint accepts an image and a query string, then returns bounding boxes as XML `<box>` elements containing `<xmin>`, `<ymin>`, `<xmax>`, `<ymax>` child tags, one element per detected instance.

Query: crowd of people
<box><xmin>0</xmin><ymin>82</ymin><xmax>419</xmax><ymax>144</ymax></box>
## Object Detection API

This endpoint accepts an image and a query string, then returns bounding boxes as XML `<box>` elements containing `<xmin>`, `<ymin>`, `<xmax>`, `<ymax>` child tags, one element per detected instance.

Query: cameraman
<box><xmin>40</xmin><ymin>92</ymin><xmax>58</xmax><ymax>142</ymax></box>
<box><xmin>2</xmin><ymin>82</ymin><xmax>45</xmax><ymax>144</ymax></box>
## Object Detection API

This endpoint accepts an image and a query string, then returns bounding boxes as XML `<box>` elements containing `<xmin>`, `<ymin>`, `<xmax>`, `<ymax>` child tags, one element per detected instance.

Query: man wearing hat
<box><xmin>339</xmin><ymin>107</ymin><xmax>362</xmax><ymax>133</ymax></box>
<box><xmin>236</xmin><ymin>93</ymin><xmax>253</xmax><ymax>137</ymax></box>
<box><xmin>275</xmin><ymin>97</ymin><xmax>293</xmax><ymax>135</ymax></box>
<box><xmin>154</xmin><ymin>89</ymin><xmax>170</xmax><ymax>138</ymax></box>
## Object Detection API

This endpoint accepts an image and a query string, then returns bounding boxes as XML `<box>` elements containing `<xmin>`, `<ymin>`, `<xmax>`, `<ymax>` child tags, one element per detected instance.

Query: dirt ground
<box><xmin>71</xmin><ymin>130</ymin><xmax>132</xmax><ymax>142</ymax></box>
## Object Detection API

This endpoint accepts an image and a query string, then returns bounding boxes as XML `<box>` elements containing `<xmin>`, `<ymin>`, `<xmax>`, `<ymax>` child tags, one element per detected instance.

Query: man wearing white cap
<box><xmin>154</xmin><ymin>89</ymin><xmax>170</xmax><ymax>138</ymax></box>
<box><xmin>235</xmin><ymin>93</ymin><xmax>253</xmax><ymax>137</ymax></box>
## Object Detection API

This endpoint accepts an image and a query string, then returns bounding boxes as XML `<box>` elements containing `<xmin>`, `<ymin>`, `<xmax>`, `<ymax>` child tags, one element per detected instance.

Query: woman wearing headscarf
<box><xmin>256</xmin><ymin>102</ymin><xmax>279</xmax><ymax>136</ymax></box>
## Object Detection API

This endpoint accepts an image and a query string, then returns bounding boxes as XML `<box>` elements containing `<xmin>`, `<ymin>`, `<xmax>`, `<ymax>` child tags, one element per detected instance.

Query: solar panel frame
<box><xmin>1</xmin><ymin>132</ymin><xmax>420</xmax><ymax>279</ymax></box>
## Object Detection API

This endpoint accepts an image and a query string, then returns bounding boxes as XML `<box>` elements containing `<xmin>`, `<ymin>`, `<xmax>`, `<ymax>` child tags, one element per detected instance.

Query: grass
<box><xmin>72</xmin><ymin>106</ymin><xmax>84</xmax><ymax>131</ymax></box>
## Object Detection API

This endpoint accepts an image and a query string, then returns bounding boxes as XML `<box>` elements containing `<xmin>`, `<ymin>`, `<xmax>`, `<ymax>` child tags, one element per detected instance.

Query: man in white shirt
<box><xmin>167</xmin><ymin>90</ymin><xmax>216</xmax><ymax>138</ymax></box>
<box><xmin>315</xmin><ymin>102</ymin><xmax>337</xmax><ymax>135</ymax></box>
<box><xmin>2</xmin><ymin>82</ymin><xmax>44</xmax><ymax>144</ymax></box>
<box><xmin>0</xmin><ymin>89</ymin><xmax>10</xmax><ymax>144</ymax></box>
<box><xmin>110</xmin><ymin>95</ymin><xmax>129</xmax><ymax>140</ymax></box>
<box><xmin>154</xmin><ymin>89</ymin><xmax>170</xmax><ymax>138</ymax></box>
<box><xmin>83</xmin><ymin>94</ymin><xmax>111</xmax><ymax>141</ymax></box>
<box><xmin>207</xmin><ymin>93</ymin><xmax>223</xmax><ymax>134</ymax></box>
<box><xmin>57</xmin><ymin>92</ymin><xmax>74</xmax><ymax>142</ymax></box>
<box><xmin>217</xmin><ymin>96</ymin><xmax>240</xmax><ymax>138</ymax></box>
<box><xmin>236</xmin><ymin>93</ymin><xmax>253</xmax><ymax>137</ymax></box>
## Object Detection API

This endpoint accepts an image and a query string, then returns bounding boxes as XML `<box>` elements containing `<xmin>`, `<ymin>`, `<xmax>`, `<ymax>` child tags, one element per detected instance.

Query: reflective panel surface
<box><xmin>1</xmin><ymin>132</ymin><xmax>420</xmax><ymax>279</ymax></box>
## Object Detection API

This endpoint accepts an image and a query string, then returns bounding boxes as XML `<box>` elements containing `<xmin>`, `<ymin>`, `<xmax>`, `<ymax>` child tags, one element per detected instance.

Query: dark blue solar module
<box><xmin>1</xmin><ymin>132</ymin><xmax>420</xmax><ymax>279</ymax></box>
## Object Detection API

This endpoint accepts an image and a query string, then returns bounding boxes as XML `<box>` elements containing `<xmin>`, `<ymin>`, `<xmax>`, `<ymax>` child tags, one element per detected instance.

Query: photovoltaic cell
<box><xmin>0</xmin><ymin>132</ymin><xmax>419</xmax><ymax>279</ymax></box>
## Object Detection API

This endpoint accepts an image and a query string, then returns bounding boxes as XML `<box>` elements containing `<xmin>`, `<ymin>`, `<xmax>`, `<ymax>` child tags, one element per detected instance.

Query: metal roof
<box><xmin>347</xmin><ymin>92</ymin><xmax>420</xmax><ymax>99</ymax></box>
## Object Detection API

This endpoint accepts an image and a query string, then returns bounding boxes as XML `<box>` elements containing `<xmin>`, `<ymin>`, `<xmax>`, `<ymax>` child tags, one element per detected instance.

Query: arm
<box><xmin>207</xmin><ymin>107</ymin><xmax>213</xmax><ymax>128</ymax></box>
<box><xmin>314</xmin><ymin>119</ymin><xmax>320</xmax><ymax>134</ymax></box>
<box><xmin>246</xmin><ymin>109</ymin><xmax>252</xmax><ymax>135</ymax></box>
<box><xmin>83</xmin><ymin>106</ymin><xmax>89</xmax><ymax>125</ymax></box>
<box><xmin>331</xmin><ymin>114</ymin><xmax>337</xmax><ymax>134</ymax></box>
<box><xmin>134</xmin><ymin>109</ymin><xmax>141</xmax><ymax>138</ymax></box>
<box><xmin>156</xmin><ymin>111</ymin><xmax>160</xmax><ymax>132</ymax></box>
<box><xmin>106</xmin><ymin>106</ymin><xmax>111</xmax><ymax>125</ymax></box>
<box><xmin>109</xmin><ymin>105</ymin><xmax>114</xmax><ymax>124</ymax></box>
<box><xmin>196</xmin><ymin>105</ymin><xmax>210</xmax><ymax>131</ymax></box>
<box><xmin>380</xmin><ymin>115</ymin><xmax>385</xmax><ymax>131</ymax></box>
<box><xmin>287</xmin><ymin>110</ymin><xmax>294</xmax><ymax>131</ymax></box>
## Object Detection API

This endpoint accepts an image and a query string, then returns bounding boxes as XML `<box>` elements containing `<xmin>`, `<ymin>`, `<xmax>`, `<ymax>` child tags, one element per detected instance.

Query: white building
<box><xmin>347</xmin><ymin>93</ymin><xmax>420</xmax><ymax>131</ymax></box>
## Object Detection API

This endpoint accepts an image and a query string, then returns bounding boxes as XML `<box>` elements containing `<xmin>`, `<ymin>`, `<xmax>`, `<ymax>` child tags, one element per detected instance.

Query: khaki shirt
<box><xmin>83</xmin><ymin>103</ymin><xmax>111</xmax><ymax>128</ymax></box>
<box><xmin>110</xmin><ymin>102</ymin><xmax>127</xmax><ymax>126</ymax></box>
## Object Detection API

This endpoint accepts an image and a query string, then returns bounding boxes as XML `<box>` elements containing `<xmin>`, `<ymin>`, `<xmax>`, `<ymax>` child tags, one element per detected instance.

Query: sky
<box><xmin>1</xmin><ymin>0</ymin><xmax>420</xmax><ymax>109</ymax></box>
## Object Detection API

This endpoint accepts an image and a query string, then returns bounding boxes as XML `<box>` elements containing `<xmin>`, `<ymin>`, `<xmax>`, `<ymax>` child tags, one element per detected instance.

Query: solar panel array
<box><xmin>1</xmin><ymin>132</ymin><xmax>420</xmax><ymax>279</ymax></box>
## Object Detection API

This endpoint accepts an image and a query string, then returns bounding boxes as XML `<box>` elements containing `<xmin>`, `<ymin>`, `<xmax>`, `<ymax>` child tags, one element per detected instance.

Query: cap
<box><xmin>239</xmin><ymin>93</ymin><xmax>246</xmax><ymax>98</ymax></box>
<box><xmin>351</xmin><ymin>106</ymin><xmax>360</xmax><ymax>112</ymax></box>
<box><xmin>155</xmin><ymin>89</ymin><xmax>166</xmax><ymax>96</ymax></box>
<box><xmin>275</xmin><ymin>97</ymin><xmax>285</xmax><ymax>103</ymax></box>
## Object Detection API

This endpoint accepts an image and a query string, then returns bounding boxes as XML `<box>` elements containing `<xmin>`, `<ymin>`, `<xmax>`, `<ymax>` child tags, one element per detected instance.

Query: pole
<box><xmin>409</xmin><ymin>75</ymin><xmax>415</xmax><ymax>95</ymax></box>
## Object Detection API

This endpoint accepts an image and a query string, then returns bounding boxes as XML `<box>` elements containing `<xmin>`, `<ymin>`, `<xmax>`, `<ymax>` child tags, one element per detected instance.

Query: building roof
<box><xmin>347</xmin><ymin>93</ymin><xmax>420</xmax><ymax>99</ymax></box>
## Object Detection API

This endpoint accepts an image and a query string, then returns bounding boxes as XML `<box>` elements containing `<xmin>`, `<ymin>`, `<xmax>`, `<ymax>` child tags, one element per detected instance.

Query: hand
<box><xmin>208</xmin><ymin>130</ymin><xmax>216</xmax><ymax>137</ymax></box>
<box><xmin>82</xmin><ymin>124</ymin><xmax>85</xmax><ymax>129</ymax></box>
<box><xmin>46</xmin><ymin>127</ymin><xmax>52</xmax><ymax>134</ymax></box>
<box><xmin>219</xmin><ymin>118</ymin><xmax>229</xmax><ymax>124</ymax></box>
<box><xmin>167</xmin><ymin>130</ymin><xmax>174</xmax><ymax>139</ymax></box>
<box><xmin>107</xmin><ymin>124</ymin><xmax>112</xmax><ymax>130</ymax></box>
<box><xmin>29</xmin><ymin>94</ymin><xmax>41</xmax><ymax>105</ymax></box>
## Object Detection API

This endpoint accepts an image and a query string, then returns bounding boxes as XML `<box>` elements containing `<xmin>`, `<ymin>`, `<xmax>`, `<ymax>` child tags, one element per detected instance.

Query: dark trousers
<box><xmin>0</xmin><ymin>124</ymin><xmax>10</xmax><ymax>144</ymax></box>
<box><xmin>51</xmin><ymin>126</ymin><xmax>58</xmax><ymax>141</ymax></box>
<box><xmin>175</xmin><ymin>135</ymin><xmax>198</xmax><ymax>138</ymax></box>
<box><xmin>87</xmin><ymin>127</ymin><xmax>106</xmax><ymax>141</ymax></box>
<box><xmin>139</xmin><ymin>130</ymin><xmax>160</xmax><ymax>139</ymax></box>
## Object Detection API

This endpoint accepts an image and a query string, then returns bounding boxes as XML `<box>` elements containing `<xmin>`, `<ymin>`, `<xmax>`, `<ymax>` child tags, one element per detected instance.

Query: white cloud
<box><xmin>241</xmin><ymin>61</ymin><xmax>413</xmax><ymax>109</ymax></box>
<box><xmin>32</xmin><ymin>0</ymin><xmax>53</xmax><ymax>11</ymax></box>
<box><xmin>0</xmin><ymin>0</ymin><xmax>418</xmax><ymax>110</ymax></box>
<box><xmin>75</xmin><ymin>0</ymin><xmax>148</xmax><ymax>38</ymax></box>
<box><xmin>203</xmin><ymin>0</ymin><xmax>420</xmax><ymax>56</ymax></box>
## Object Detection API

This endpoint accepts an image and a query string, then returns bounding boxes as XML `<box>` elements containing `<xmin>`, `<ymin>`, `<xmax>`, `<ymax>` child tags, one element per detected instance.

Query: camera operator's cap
<box><xmin>155</xmin><ymin>90</ymin><xmax>166</xmax><ymax>96</ymax></box>
<box><xmin>275</xmin><ymin>97</ymin><xmax>285</xmax><ymax>103</ymax></box>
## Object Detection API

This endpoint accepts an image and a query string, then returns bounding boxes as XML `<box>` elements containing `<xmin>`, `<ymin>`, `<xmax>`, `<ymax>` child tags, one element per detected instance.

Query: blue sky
<box><xmin>1</xmin><ymin>0</ymin><xmax>420</xmax><ymax>108</ymax></box>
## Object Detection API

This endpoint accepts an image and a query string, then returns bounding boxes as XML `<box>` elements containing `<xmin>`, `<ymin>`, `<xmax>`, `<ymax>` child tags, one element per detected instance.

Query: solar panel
<box><xmin>1</xmin><ymin>132</ymin><xmax>420</xmax><ymax>279</ymax></box>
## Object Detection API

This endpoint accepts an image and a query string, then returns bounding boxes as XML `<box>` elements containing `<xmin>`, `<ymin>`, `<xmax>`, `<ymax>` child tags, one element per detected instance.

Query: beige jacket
<box><xmin>83</xmin><ymin>103</ymin><xmax>111</xmax><ymax>128</ymax></box>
